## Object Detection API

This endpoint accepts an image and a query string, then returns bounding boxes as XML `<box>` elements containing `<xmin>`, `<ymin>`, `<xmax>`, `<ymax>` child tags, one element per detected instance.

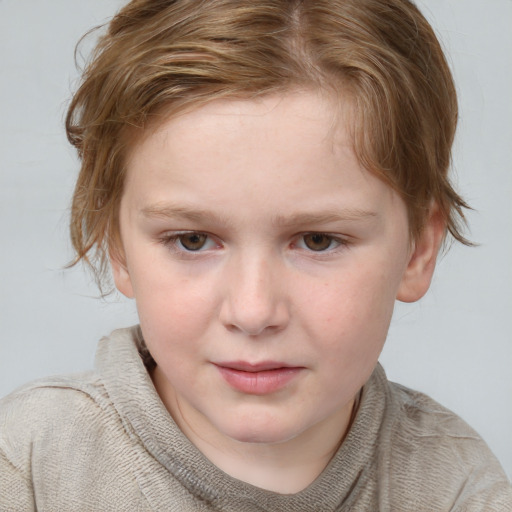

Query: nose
<box><xmin>219</xmin><ymin>252</ymin><xmax>290</xmax><ymax>336</ymax></box>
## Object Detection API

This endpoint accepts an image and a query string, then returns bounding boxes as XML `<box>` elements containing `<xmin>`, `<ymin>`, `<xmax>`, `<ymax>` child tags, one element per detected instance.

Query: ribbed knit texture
<box><xmin>1</xmin><ymin>326</ymin><xmax>511</xmax><ymax>511</ymax></box>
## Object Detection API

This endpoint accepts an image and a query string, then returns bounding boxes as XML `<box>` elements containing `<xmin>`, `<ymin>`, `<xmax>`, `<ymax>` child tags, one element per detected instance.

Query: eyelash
<box><xmin>158</xmin><ymin>231</ymin><xmax>350</xmax><ymax>255</ymax></box>
<box><xmin>293</xmin><ymin>233</ymin><xmax>348</xmax><ymax>252</ymax></box>
<box><xmin>159</xmin><ymin>232</ymin><xmax>220</xmax><ymax>256</ymax></box>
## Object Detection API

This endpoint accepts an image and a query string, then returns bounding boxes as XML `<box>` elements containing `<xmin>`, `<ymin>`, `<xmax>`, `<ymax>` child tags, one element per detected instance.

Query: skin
<box><xmin>112</xmin><ymin>89</ymin><xmax>444</xmax><ymax>493</ymax></box>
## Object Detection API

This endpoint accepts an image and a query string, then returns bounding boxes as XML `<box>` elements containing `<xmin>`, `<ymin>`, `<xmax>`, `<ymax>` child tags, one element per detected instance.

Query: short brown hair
<box><xmin>66</xmin><ymin>0</ymin><xmax>470</xmax><ymax>289</ymax></box>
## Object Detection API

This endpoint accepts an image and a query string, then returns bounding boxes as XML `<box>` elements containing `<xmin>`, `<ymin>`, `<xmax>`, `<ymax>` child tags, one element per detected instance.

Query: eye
<box><xmin>161</xmin><ymin>232</ymin><xmax>218</xmax><ymax>252</ymax></box>
<box><xmin>177</xmin><ymin>233</ymin><xmax>213</xmax><ymax>251</ymax></box>
<box><xmin>296</xmin><ymin>233</ymin><xmax>342</xmax><ymax>252</ymax></box>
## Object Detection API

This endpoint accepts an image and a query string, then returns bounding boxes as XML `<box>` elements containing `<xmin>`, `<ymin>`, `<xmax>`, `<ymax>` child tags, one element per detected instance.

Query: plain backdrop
<box><xmin>1</xmin><ymin>0</ymin><xmax>511</xmax><ymax>478</ymax></box>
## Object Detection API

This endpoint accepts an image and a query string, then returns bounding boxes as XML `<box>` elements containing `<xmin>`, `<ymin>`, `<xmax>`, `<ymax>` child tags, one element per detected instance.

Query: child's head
<box><xmin>108</xmin><ymin>88</ymin><xmax>422</xmax><ymax>462</ymax></box>
<box><xmin>64</xmin><ymin>0</ymin><xmax>472</xmax><ymax>484</ymax></box>
<box><xmin>67</xmin><ymin>0</ymin><xmax>469</xmax><ymax>287</ymax></box>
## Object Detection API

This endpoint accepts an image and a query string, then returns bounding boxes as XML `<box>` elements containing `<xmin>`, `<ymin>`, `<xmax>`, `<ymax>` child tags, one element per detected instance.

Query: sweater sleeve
<box><xmin>0</xmin><ymin>446</ymin><xmax>35</xmax><ymax>511</ymax></box>
<box><xmin>0</xmin><ymin>389</ymin><xmax>36</xmax><ymax>511</ymax></box>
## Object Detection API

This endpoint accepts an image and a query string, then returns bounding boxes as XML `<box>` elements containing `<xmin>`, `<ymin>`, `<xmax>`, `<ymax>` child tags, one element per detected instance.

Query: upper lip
<box><xmin>214</xmin><ymin>361</ymin><xmax>299</xmax><ymax>372</ymax></box>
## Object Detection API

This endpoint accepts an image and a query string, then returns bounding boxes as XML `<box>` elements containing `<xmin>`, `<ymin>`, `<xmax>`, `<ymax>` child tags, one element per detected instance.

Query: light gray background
<box><xmin>1</xmin><ymin>0</ymin><xmax>511</xmax><ymax>477</ymax></box>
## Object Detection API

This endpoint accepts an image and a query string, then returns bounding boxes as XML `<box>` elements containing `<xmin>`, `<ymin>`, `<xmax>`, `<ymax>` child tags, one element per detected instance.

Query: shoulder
<box><xmin>0</xmin><ymin>372</ymin><xmax>112</xmax><ymax>474</ymax></box>
<box><xmin>1</xmin><ymin>370</ymin><xmax>109</xmax><ymax>423</ymax></box>
<box><xmin>387</xmin><ymin>380</ymin><xmax>480</xmax><ymax>439</ymax></box>
<box><xmin>0</xmin><ymin>357</ymin><xmax>155</xmax><ymax>509</ymax></box>
<box><xmin>381</xmin><ymin>379</ymin><xmax>512</xmax><ymax>510</ymax></box>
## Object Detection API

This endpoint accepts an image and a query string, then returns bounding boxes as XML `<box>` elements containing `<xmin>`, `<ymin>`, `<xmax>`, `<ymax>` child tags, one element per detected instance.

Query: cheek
<box><xmin>128</xmin><ymin>259</ymin><xmax>216</xmax><ymax>341</ymax></box>
<box><xmin>300</xmin><ymin>263</ymin><xmax>400</xmax><ymax>351</ymax></box>
<box><xmin>301</xmin><ymin>275</ymin><xmax>397</xmax><ymax>401</ymax></box>
<box><xmin>135</xmin><ymin>283</ymin><xmax>213</xmax><ymax>375</ymax></box>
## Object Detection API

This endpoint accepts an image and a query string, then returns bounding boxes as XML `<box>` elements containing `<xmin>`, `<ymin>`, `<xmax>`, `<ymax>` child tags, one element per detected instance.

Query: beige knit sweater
<box><xmin>1</xmin><ymin>327</ymin><xmax>511</xmax><ymax>511</ymax></box>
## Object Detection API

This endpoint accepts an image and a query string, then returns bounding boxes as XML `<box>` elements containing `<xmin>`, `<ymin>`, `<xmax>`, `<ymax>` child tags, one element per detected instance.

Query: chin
<box><xmin>221</xmin><ymin>418</ymin><xmax>300</xmax><ymax>445</ymax></box>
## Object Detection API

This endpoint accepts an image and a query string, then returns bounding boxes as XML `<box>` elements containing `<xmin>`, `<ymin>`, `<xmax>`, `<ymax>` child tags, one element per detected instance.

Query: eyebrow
<box><xmin>140</xmin><ymin>203</ymin><xmax>378</xmax><ymax>226</ymax></box>
<box><xmin>141</xmin><ymin>204</ymin><xmax>231</xmax><ymax>224</ymax></box>
<box><xmin>272</xmin><ymin>209</ymin><xmax>378</xmax><ymax>228</ymax></box>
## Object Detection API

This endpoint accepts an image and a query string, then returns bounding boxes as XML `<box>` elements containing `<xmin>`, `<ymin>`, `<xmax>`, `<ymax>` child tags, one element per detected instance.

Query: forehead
<box><xmin>122</xmin><ymin>90</ymin><xmax>404</xmax><ymax>227</ymax></box>
<box><xmin>129</xmin><ymin>88</ymin><xmax>350</xmax><ymax>159</ymax></box>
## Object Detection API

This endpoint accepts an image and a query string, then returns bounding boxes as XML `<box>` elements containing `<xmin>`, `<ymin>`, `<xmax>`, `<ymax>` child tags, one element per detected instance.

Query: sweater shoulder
<box><xmin>388</xmin><ymin>380</ymin><xmax>481</xmax><ymax>438</ymax></box>
<box><xmin>0</xmin><ymin>371</ymin><xmax>108</xmax><ymax>421</ymax></box>
<box><xmin>385</xmin><ymin>380</ymin><xmax>497</xmax><ymax>466</ymax></box>
<box><xmin>382</xmin><ymin>380</ymin><xmax>512</xmax><ymax>510</ymax></box>
<box><xmin>0</xmin><ymin>372</ymin><xmax>111</xmax><ymax>473</ymax></box>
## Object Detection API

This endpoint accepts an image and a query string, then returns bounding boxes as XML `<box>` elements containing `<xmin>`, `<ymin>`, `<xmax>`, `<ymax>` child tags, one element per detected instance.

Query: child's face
<box><xmin>113</xmin><ymin>90</ymin><xmax>426</xmax><ymax>447</ymax></box>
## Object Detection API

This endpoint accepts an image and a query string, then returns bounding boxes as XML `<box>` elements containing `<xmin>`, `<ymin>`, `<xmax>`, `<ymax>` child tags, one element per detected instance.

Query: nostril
<box><xmin>220</xmin><ymin>302</ymin><xmax>289</xmax><ymax>337</ymax></box>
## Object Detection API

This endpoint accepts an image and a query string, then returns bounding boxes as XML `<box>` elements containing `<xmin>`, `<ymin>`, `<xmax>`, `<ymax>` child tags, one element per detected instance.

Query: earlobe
<box><xmin>396</xmin><ymin>204</ymin><xmax>445</xmax><ymax>303</ymax></box>
<box><xmin>110</xmin><ymin>246</ymin><xmax>135</xmax><ymax>299</ymax></box>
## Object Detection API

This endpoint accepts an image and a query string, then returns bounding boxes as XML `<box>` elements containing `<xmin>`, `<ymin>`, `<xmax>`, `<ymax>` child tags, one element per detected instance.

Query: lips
<box><xmin>216</xmin><ymin>361</ymin><xmax>294</xmax><ymax>372</ymax></box>
<box><xmin>214</xmin><ymin>361</ymin><xmax>304</xmax><ymax>395</ymax></box>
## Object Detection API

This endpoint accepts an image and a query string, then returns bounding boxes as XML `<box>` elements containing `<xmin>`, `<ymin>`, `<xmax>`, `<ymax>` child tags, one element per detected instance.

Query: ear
<box><xmin>110</xmin><ymin>244</ymin><xmax>135</xmax><ymax>299</ymax></box>
<box><xmin>396</xmin><ymin>204</ymin><xmax>445</xmax><ymax>303</ymax></box>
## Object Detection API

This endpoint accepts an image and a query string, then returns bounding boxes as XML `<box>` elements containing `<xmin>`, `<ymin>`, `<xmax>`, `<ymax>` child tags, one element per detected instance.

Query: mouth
<box><xmin>215</xmin><ymin>360</ymin><xmax>297</xmax><ymax>372</ymax></box>
<box><xmin>214</xmin><ymin>361</ymin><xmax>304</xmax><ymax>395</ymax></box>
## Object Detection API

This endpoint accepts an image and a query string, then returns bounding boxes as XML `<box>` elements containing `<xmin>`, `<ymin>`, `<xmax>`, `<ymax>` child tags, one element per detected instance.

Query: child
<box><xmin>1</xmin><ymin>0</ymin><xmax>511</xmax><ymax>510</ymax></box>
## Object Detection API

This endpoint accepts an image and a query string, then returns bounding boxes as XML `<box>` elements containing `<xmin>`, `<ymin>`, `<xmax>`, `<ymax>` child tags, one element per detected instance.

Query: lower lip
<box><xmin>216</xmin><ymin>366</ymin><xmax>303</xmax><ymax>395</ymax></box>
